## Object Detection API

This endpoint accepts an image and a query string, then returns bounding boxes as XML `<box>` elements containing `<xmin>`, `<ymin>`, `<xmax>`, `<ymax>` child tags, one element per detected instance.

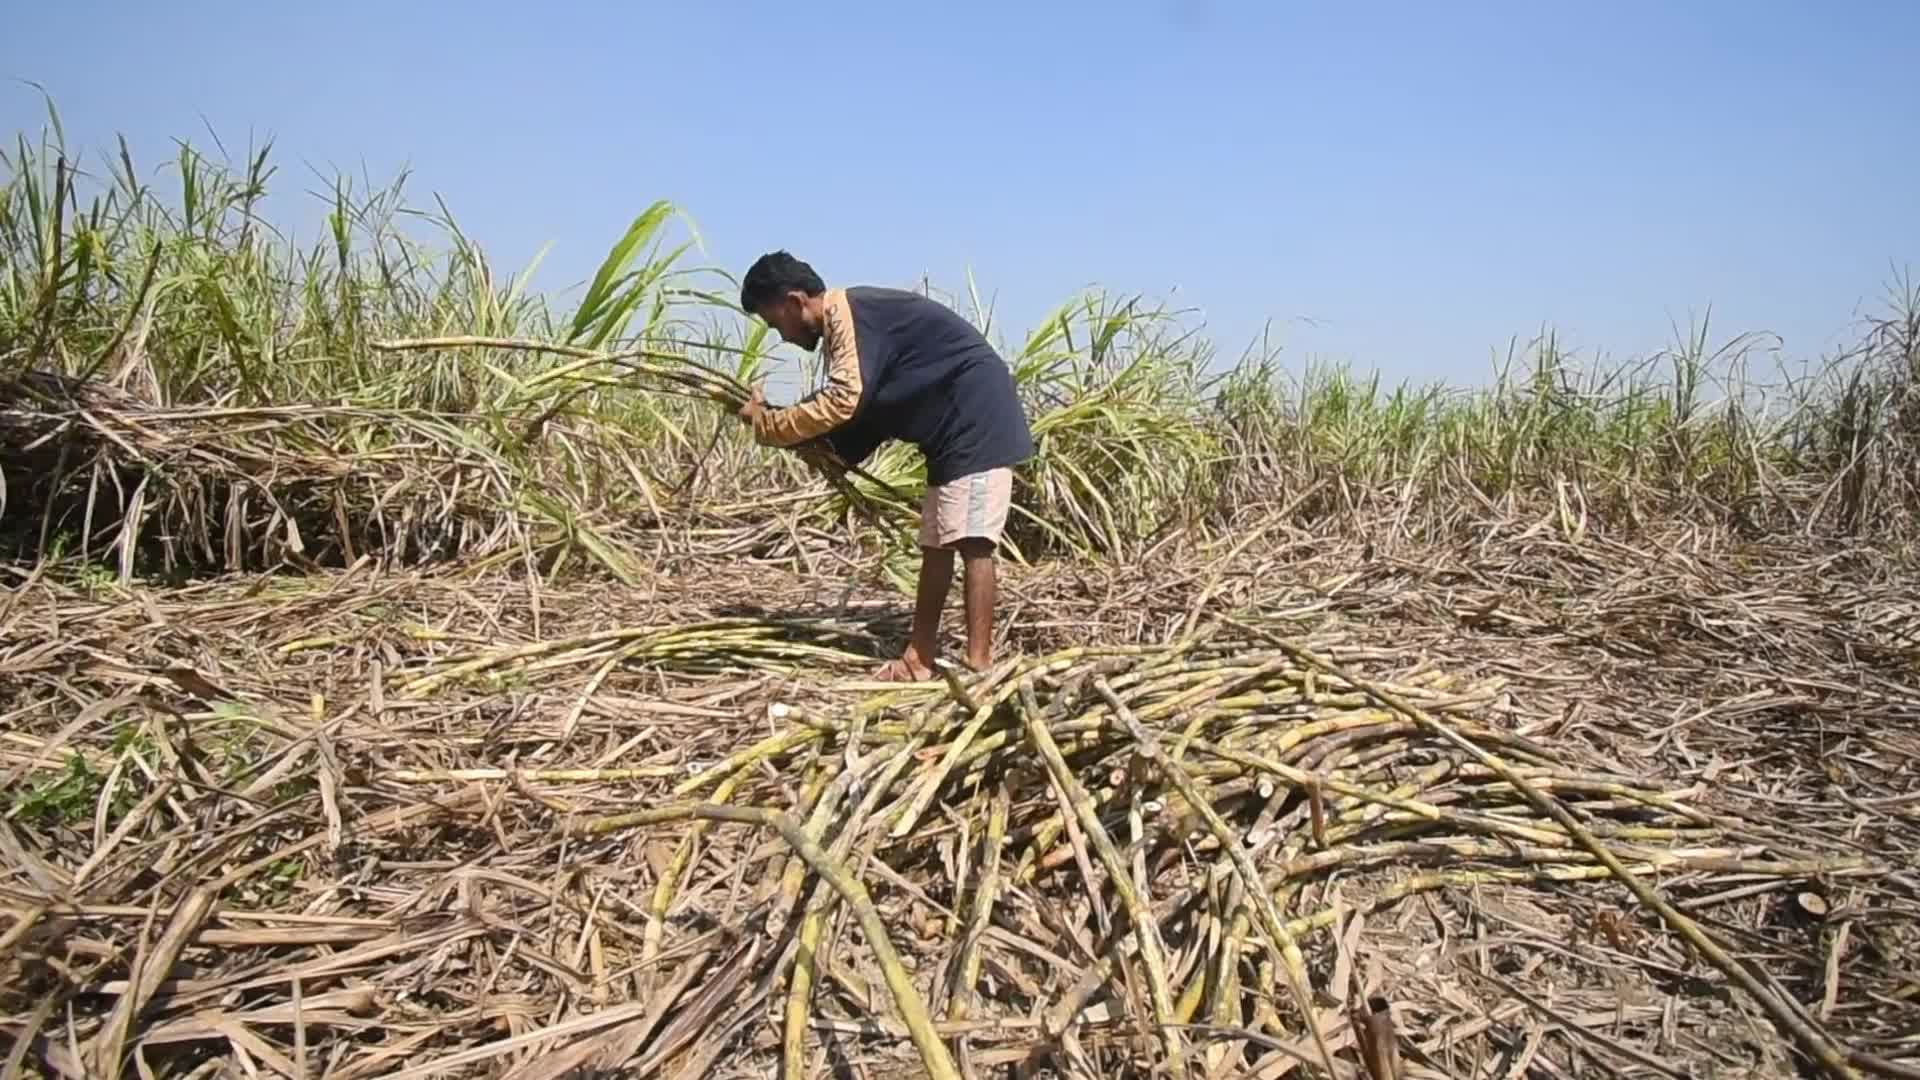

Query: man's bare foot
<box><xmin>961</xmin><ymin>650</ymin><xmax>1018</xmax><ymax>676</ymax></box>
<box><xmin>872</xmin><ymin>655</ymin><xmax>935</xmax><ymax>682</ymax></box>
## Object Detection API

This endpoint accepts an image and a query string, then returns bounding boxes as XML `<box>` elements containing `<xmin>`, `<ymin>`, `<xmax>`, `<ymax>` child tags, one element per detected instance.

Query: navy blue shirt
<box><xmin>750</xmin><ymin>286</ymin><xmax>1036</xmax><ymax>486</ymax></box>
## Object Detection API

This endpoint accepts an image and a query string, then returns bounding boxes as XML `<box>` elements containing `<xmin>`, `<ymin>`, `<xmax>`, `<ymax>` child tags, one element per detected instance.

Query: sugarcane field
<box><xmin>4</xmin><ymin>61</ymin><xmax>1920</xmax><ymax>1080</ymax></box>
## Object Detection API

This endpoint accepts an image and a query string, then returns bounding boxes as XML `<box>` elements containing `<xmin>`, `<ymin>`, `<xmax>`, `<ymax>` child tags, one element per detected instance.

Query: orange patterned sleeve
<box><xmin>752</xmin><ymin>289</ymin><xmax>865</xmax><ymax>447</ymax></box>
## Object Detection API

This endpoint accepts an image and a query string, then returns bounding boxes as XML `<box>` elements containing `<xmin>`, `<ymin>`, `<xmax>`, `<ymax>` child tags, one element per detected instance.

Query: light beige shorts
<box><xmin>919</xmin><ymin>468</ymin><xmax>1014</xmax><ymax>550</ymax></box>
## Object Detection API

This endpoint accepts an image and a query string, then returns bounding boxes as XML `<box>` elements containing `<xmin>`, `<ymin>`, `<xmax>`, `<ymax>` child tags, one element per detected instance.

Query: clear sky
<box><xmin>5</xmin><ymin>1</ymin><xmax>1917</xmax><ymax>385</ymax></box>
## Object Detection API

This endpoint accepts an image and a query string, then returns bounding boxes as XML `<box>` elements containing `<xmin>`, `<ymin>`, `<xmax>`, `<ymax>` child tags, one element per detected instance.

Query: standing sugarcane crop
<box><xmin>735</xmin><ymin>251</ymin><xmax>1035</xmax><ymax>681</ymax></box>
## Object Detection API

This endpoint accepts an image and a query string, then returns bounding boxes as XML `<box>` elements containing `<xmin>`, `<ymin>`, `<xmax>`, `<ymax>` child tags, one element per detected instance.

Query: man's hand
<box><xmin>739</xmin><ymin>389</ymin><xmax>845</xmax><ymax>479</ymax></box>
<box><xmin>737</xmin><ymin>383</ymin><xmax>768</xmax><ymax>429</ymax></box>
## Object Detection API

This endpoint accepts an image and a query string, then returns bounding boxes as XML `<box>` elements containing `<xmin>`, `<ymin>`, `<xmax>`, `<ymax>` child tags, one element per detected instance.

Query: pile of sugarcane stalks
<box><xmin>5</xmin><ymin>544</ymin><xmax>1916</xmax><ymax>1077</ymax></box>
<box><xmin>544</xmin><ymin>622</ymin><xmax>1892</xmax><ymax>1079</ymax></box>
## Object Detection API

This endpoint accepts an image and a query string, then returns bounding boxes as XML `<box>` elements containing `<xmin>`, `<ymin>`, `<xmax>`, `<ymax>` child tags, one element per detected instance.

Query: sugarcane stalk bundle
<box><xmin>538</xmin><ymin>620</ymin><xmax>1880</xmax><ymax>1079</ymax></box>
<box><xmin>372</xmin><ymin>335</ymin><xmax>920</xmax><ymax>543</ymax></box>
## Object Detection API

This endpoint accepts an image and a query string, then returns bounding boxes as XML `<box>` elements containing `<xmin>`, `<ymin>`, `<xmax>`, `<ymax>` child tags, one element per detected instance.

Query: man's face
<box><xmin>756</xmin><ymin>292</ymin><xmax>820</xmax><ymax>352</ymax></box>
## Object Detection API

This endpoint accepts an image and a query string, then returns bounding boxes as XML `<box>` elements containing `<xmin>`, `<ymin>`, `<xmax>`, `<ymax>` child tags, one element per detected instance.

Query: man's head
<box><xmin>740</xmin><ymin>251</ymin><xmax>828</xmax><ymax>351</ymax></box>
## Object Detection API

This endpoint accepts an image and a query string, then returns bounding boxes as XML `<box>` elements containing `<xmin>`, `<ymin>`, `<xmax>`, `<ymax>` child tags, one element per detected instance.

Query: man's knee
<box><xmin>952</xmin><ymin>537</ymin><xmax>996</xmax><ymax>562</ymax></box>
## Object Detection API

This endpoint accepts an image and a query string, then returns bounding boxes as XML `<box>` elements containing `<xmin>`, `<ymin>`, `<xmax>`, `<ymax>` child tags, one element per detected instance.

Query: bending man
<box><xmin>736</xmin><ymin>251</ymin><xmax>1034</xmax><ymax>681</ymax></box>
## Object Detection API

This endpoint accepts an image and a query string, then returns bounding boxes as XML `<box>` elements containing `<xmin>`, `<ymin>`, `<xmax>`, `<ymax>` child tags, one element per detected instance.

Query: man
<box><xmin>735</xmin><ymin>251</ymin><xmax>1034</xmax><ymax>682</ymax></box>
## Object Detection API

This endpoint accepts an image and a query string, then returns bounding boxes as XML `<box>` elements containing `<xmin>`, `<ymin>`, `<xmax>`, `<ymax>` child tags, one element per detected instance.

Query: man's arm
<box><xmin>749</xmin><ymin>291</ymin><xmax>865</xmax><ymax>447</ymax></box>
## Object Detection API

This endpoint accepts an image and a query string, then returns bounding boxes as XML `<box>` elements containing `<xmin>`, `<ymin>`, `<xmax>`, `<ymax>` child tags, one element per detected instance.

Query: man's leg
<box><xmin>876</xmin><ymin>467</ymin><xmax>1009</xmax><ymax>680</ymax></box>
<box><xmin>873</xmin><ymin>480</ymin><xmax>955</xmax><ymax>681</ymax></box>
<box><xmin>956</xmin><ymin>538</ymin><xmax>996</xmax><ymax>670</ymax></box>
<box><xmin>898</xmin><ymin>544</ymin><xmax>954</xmax><ymax>676</ymax></box>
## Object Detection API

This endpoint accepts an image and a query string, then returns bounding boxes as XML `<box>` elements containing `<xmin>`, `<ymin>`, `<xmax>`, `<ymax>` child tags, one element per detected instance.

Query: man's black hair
<box><xmin>739</xmin><ymin>251</ymin><xmax>826</xmax><ymax>314</ymax></box>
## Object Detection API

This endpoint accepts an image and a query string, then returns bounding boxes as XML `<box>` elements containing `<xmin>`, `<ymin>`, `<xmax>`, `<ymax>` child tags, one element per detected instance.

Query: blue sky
<box><xmin>5</xmin><ymin>1</ymin><xmax>1917</xmax><ymax>386</ymax></box>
